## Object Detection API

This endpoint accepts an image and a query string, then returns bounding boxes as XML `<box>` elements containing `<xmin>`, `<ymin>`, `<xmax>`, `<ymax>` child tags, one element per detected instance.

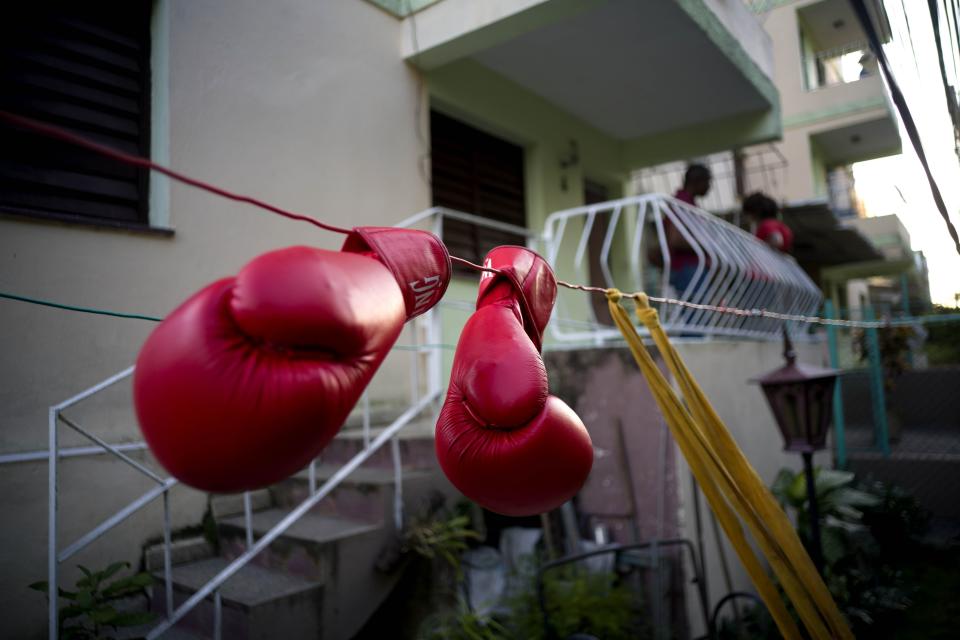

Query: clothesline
<box><xmin>1</xmin><ymin>110</ymin><xmax>954</xmax><ymax>331</ymax></box>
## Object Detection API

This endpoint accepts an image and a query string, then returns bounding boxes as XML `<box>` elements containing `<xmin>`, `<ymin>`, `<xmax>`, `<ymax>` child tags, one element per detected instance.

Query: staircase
<box><xmin>147</xmin><ymin>418</ymin><xmax>454</xmax><ymax>640</ymax></box>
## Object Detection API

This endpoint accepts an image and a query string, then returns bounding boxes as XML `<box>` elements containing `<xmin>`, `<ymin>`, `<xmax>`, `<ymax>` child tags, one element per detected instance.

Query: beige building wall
<box><xmin>0</xmin><ymin>1</ymin><xmax>429</xmax><ymax>635</ymax></box>
<box><xmin>759</xmin><ymin>0</ymin><xmax>895</xmax><ymax>202</ymax></box>
<box><xmin>844</xmin><ymin>214</ymin><xmax>912</xmax><ymax>260</ymax></box>
<box><xmin>673</xmin><ymin>339</ymin><xmax>829</xmax><ymax>638</ymax></box>
<box><xmin>1</xmin><ymin>2</ymin><xmax>790</xmax><ymax>636</ymax></box>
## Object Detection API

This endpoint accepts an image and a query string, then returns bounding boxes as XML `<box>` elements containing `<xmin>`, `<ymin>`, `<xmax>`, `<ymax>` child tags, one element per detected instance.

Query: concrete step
<box><xmin>217</xmin><ymin>508</ymin><xmax>399</xmax><ymax>640</ymax></box>
<box><xmin>271</xmin><ymin>464</ymin><xmax>437</xmax><ymax>525</ymax></box>
<box><xmin>218</xmin><ymin>509</ymin><xmax>381</xmax><ymax>582</ymax></box>
<box><xmin>151</xmin><ymin>557</ymin><xmax>322</xmax><ymax>640</ymax></box>
<box><xmin>116</xmin><ymin>618</ymin><xmax>208</xmax><ymax>640</ymax></box>
<box><xmin>145</xmin><ymin>536</ymin><xmax>215</xmax><ymax>572</ymax></box>
<box><xmin>210</xmin><ymin>489</ymin><xmax>272</xmax><ymax>520</ymax></box>
<box><xmin>318</xmin><ymin>418</ymin><xmax>439</xmax><ymax>471</ymax></box>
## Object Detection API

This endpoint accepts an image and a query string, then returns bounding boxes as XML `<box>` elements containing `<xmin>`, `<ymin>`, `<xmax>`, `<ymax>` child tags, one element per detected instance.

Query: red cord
<box><xmin>0</xmin><ymin>111</ymin><xmax>351</xmax><ymax>235</ymax></box>
<box><xmin>450</xmin><ymin>255</ymin><xmax>502</xmax><ymax>275</ymax></box>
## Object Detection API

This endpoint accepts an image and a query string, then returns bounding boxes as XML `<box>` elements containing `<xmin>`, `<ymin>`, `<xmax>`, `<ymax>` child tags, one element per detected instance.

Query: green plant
<box><xmin>507</xmin><ymin>564</ymin><xmax>648</xmax><ymax>640</ymax></box>
<box><xmin>403</xmin><ymin>512</ymin><xmax>482</xmax><ymax>574</ymax></box>
<box><xmin>418</xmin><ymin>600</ymin><xmax>510</xmax><ymax>640</ymax></box>
<box><xmin>770</xmin><ymin>467</ymin><xmax>928</xmax><ymax>635</ymax></box>
<box><xmin>859</xmin><ymin>478</ymin><xmax>931</xmax><ymax>553</ymax></box>
<box><xmin>771</xmin><ymin>467</ymin><xmax>880</xmax><ymax>556</ymax></box>
<box><xmin>30</xmin><ymin>562</ymin><xmax>156</xmax><ymax>639</ymax></box>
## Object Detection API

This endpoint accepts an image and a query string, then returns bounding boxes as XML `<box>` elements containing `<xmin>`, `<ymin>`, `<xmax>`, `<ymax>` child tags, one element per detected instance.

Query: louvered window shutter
<box><xmin>430</xmin><ymin>111</ymin><xmax>527</xmax><ymax>269</ymax></box>
<box><xmin>0</xmin><ymin>4</ymin><xmax>152</xmax><ymax>227</ymax></box>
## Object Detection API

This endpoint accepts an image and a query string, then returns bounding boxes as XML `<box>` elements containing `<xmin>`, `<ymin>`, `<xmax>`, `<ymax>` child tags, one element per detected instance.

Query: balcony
<box><xmin>394</xmin><ymin>197</ymin><xmax>821</xmax><ymax>345</ymax></box>
<box><xmin>760</xmin><ymin>0</ymin><xmax>897</xmax><ymax>147</ymax></box>
<box><xmin>632</xmin><ymin>145</ymin><xmax>789</xmax><ymax>220</ymax></box>
<box><xmin>402</xmin><ymin>0</ymin><xmax>782</xmax><ymax>165</ymax></box>
<box><xmin>540</xmin><ymin>194</ymin><xmax>822</xmax><ymax>342</ymax></box>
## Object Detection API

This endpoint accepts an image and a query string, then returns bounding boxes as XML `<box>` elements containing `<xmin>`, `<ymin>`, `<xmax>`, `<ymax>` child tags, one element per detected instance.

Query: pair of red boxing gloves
<box><xmin>134</xmin><ymin>228</ymin><xmax>593</xmax><ymax>516</ymax></box>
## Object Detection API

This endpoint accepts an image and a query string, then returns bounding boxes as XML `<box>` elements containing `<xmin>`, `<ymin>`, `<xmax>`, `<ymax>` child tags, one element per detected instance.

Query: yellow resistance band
<box><xmin>606</xmin><ymin>290</ymin><xmax>852</xmax><ymax>640</ymax></box>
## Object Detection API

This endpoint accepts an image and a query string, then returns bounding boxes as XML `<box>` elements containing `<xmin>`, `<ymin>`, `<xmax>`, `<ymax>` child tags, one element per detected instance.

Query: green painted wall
<box><xmin>426</xmin><ymin>59</ymin><xmax>638</xmax><ymax>358</ymax></box>
<box><xmin>621</xmin><ymin>106</ymin><xmax>781</xmax><ymax>169</ymax></box>
<box><xmin>809</xmin><ymin>137</ymin><xmax>828</xmax><ymax>198</ymax></box>
<box><xmin>427</xmin><ymin>58</ymin><xmax>627</xmax><ymax>233</ymax></box>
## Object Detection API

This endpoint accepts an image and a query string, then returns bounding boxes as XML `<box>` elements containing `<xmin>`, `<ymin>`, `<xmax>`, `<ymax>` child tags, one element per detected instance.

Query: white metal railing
<box><xmin>807</xmin><ymin>41</ymin><xmax>872</xmax><ymax>90</ymax></box>
<box><xmin>146</xmin><ymin>392</ymin><xmax>439</xmax><ymax>639</ymax></box>
<box><xmin>42</xmin><ymin>362</ymin><xmax>440</xmax><ymax>640</ymax></box>
<box><xmin>543</xmin><ymin>194</ymin><xmax>822</xmax><ymax>342</ymax></box>
<box><xmin>394</xmin><ymin>205</ymin><xmax>541</xmax><ymax>250</ymax></box>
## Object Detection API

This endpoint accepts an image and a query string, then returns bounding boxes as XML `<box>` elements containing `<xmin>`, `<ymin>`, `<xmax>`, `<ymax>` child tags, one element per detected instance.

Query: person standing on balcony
<box><xmin>674</xmin><ymin>163</ymin><xmax>712</xmax><ymax>207</ymax></box>
<box><xmin>664</xmin><ymin>163</ymin><xmax>712</xmax><ymax>293</ymax></box>
<box><xmin>743</xmin><ymin>192</ymin><xmax>794</xmax><ymax>253</ymax></box>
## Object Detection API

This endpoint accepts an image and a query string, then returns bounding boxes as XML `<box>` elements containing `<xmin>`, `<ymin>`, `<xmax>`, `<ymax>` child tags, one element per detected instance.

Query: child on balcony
<box><xmin>743</xmin><ymin>192</ymin><xmax>794</xmax><ymax>253</ymax></box>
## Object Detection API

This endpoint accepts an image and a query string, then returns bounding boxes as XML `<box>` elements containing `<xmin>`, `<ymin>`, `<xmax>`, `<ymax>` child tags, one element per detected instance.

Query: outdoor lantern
<box><xmin>753</xmin><ymin>328</ymin><xmax>841</xmax><ymax>453</ymax></box>
<box><xmin>752</xmin><ymin>327</ymin><xmax>841</xmax><ymax>573</ymax></box>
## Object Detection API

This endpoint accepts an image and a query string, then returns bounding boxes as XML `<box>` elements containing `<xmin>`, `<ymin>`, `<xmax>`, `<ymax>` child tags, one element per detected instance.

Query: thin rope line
<box><xmin>0</xmin><ymin>292</ymin><xmax>163</xmax><ymax>322</ymax></box>
<box><xmin>1</xmin><ymin>111</ymin><xmax>953</xmax><ymax>331</ymax></box>
<box><xmin>3</xmin><ymin>282</ymin><xmax>958</xmax><ymax>330</ymax></box>
<box><xmin>450</xmin><ymin>255</ymin><xmax>500</xmax><ymax>274</ymax></box>
<box><xmin>0</xmin><ymin>291</ymin><xmax>456</xmax><ymax>351</ymax></box>
<box><xmin>555</xmin><ymin>280</ymin><xmax>959</xmax><ymax>329</ymax></box>
<box><xmin>0</xmin><ymin>111</ymin><xmax>351</xmax><ymax>235</ymax></box>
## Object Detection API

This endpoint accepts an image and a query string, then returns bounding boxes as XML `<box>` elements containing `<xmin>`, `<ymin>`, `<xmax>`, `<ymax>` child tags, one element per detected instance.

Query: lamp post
<box><xmin>753</xmin><ymin>328</ymin><xmax>841</xmax><ymax>573</ymax></box>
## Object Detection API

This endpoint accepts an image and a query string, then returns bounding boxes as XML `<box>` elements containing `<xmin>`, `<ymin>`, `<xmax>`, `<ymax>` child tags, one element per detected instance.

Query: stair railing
<box><xmin>37</xmin><ymin>208</ymin><xmax>536</xmax><ymax>640</ymax></box>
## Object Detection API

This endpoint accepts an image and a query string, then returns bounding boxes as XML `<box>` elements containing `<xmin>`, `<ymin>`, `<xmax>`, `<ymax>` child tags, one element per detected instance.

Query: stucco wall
<box><xmin>543</xmin><ymin>345</ymin><xmax>689</xmax><ymax>634</ymax></box>
<box><xmin>0</xmin><ymin>1</ymin><xmax>428</xmax><ymax>636</ymax></box>
<box><xmin>544</xmin><ymin>336</ymin><xmax>831</xmax><ymax>638</ymax></box>
<box><xmin>671</xmin><ymin>338</ymin><xmax>829</xmax><ymax>637</ymax></box>
<box><xmin>761</xmin><ymin>0</ymin><xmax>894</xmax><ymax>201</ymax></box>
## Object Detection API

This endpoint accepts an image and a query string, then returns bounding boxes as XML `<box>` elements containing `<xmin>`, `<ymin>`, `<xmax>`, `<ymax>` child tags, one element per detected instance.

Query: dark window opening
<box><xmin>430</xmin><ymin>111</ymin><xmax>527</xmax><ymax>271</ymax></box>
<box><xmin>585</xmin><ymin>180</ymin><xmax>613</xmax><ymax>325</ymax></box>
<box><xmin>0</xmin><ymin>3</ymin><xmax>153</xmax><ymax>227</ymax></box>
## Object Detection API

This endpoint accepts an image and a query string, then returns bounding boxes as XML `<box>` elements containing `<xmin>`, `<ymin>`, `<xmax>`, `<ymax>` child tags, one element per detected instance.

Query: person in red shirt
<box><xmin>665</xmin><ymin>164</ymin><xmax>712</xmax><ymax>293</ymax></box>
<box><xmin>742</xmin><ymin>192</ymin><xmax>793</xmax><ymax>253</ymax></box>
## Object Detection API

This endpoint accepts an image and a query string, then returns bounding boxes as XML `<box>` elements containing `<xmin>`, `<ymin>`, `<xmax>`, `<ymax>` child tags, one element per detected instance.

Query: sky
<box><xmin>850</xmin><ymin>1</ymin><xmax>960</xmax><ymax>307</ymax></box>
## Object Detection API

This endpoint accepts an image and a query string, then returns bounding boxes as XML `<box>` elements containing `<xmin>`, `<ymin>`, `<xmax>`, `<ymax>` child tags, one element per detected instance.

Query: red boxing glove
<box><xmin>435</xmin><ymin>246</ymin><xmax>593</xmax><ymax>516</ymax></box>
<box><xmin>134</xmin><ymin>227</ymin><xmax>450</xmax><ymax>493</ymax></box>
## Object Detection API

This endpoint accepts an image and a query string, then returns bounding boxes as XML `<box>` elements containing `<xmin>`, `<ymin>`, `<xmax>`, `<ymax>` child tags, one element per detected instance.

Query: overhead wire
<box><xmin>0</xmin><ymin>111</ymin><xmax>351</xmax><ymax>235</ymax></box>
<box><xmin>0</xmin><ymin>292</ymin><xmax>163</xmax><ymax>322</ymax></box>
<box><xmin>849</xmin><ymin>0</ymin><xmax>960</xmax><ymax>258</ymax></box>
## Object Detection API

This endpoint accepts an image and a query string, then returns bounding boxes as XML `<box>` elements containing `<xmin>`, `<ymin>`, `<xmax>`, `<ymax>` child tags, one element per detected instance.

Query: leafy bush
<box><xmin>30</xmin><ymin>561</ymin><xmax>155</xmax><ymax>639</ymax></box>
<box><xmin>418</xmin><ymin>602</ymin><xmax>510</xmax><ymax>640</ymax></box>
<box><xmin>768</xmin><ymin>467</ymin><xmax>929</xmax><ymax>635</ymax></box>
<box><xmin>506</xmin><ymin>564</ymin><xmax>649</xmax><ymax>640</ymax></box>
<box><xmin>403</xmin><ymin>512</ymin><xmax>482</xmax><ymax>575</ymax></box>
<box><xmin>859</xmin><ymin>479</ymin><xmax>931</xmax><ymax>554</ymax></box>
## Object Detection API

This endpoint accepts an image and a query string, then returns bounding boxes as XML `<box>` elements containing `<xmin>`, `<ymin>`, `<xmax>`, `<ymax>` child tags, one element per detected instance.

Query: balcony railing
<box><xmin>631</xmin><ymin>145</ymin><xmax>789</xmax><ymax>220</ymax></box>
<box><xmin>543</xmin><ymin>194</ymin><xmax>822</xmax><ymax>342</ymax></box>
<box><xmin>805</xmin><ymin>41</ymin><xmax>874</xmax><ymax>90</ymax></box>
